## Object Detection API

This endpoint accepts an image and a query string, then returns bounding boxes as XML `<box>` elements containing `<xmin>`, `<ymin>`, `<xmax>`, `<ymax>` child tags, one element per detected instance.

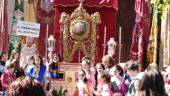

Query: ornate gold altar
<box><xmin>60</xmin><ymin>2</ymin><xmax>101</xmax><ymax>62</ymax></box>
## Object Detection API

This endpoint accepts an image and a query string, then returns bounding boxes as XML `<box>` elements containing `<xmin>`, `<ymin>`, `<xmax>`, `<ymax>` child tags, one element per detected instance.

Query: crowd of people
<box><xmin>0</xmin><ymin>50</ymin><xmax>170</xmax><ymax>96</ymax></box>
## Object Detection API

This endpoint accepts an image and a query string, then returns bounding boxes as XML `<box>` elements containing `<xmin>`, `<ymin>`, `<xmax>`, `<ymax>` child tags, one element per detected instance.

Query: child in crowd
<box><xmin>46</xmin><ymin>53</ymin><xmax>62</xmax><ymax>90</ymax></box>
<box><xmin>118</xmin><ymin>62</ymin><xmax>131</xmax><ymax>87</ymax></box>
<box><xmin>0</xmin><ymin>52</ymin><xmax>7</xmax><ymax>66</ymax></box>
<box><xmin>1</xmin><ymin>61</ymin><xmax>16</xmax><ymax>91</ymax></box>
<box><xmin>77</xmin><ymin>70</ymin><xmax>93</xmax><ymax>96</ymax></box>
<box><xmin>0</xmin><ymin>52</ymin><xmax>6</xmax><ymax>77</ymax></box>
<box><xmin>96</xmin><ymin>63</ymin><xmax>105</xmax><ymax>75</ymax></box>
<box><xmin>47</xmin><ymin>53</ymin><xmax>61</xmax><ymax>79</ymax></box>
<box><xmin>24</xmin><ymin>55</ymin><xmax>34</xmax><ymax>71</ymax></box>
<box><xmin>126</xmin><ymin>62</ymin><xmax>139</xmax><ymax>96</ymax></box>
<box><xmin>13</xmin><ymin>59</ymin><xmax>25</xmax><ymax>78</ymax></box>
<box><xmin>102</xmin><ymin>55</ymin><xmax>114</xmax><ymax>72</ymax></box>
<box><xmin>9</xmin><ymin>50</ymin><xmax>19</xmax><ymax>62</ymax></box>
<box><xmin>93</xmin><ymin>72</ymin><xmax>112</xmax><ymax>96</ymax></box>
<box><xmin>89</xmin><ymin>63</ymin><xmax>97</xmax><ymax>89</ymax></box>
<box><xmin>110</xmin><ymin>65</ymin><xmax>127</xmax><ymax>96</ymax></box>
<box><xmin>81</xmin><ymin>56</ymin><xmax>91</xmax><ymax>79</ymax></box>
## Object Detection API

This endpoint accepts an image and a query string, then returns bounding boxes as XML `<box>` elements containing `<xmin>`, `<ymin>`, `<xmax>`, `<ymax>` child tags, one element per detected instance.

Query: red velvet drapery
<box><xmin>37</xmin><ymin>0</ymin><xmax>118</xmax><ymax>62</ymax></box>
<box><xmin>0</xmin><ymin>0</ymin><xmax>8</xmax><ymax>53</ymax></box>
<box><xmin>53</xmin><ymin>0</ymin><xmax>118</xmax><ymax>9</ymax></box>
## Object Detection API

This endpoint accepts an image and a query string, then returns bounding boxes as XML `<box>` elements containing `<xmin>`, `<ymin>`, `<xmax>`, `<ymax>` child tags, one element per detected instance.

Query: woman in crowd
<box><xmin>26</xmin><ymin>55</ymin><xmax>46</xmax><ymax>83</ymax></box>
<box><xmin>110</xmin><ymin>65</ymin><xmax>127</xmax><ymax>96</ymax></box>
<box><xmin>136</xmin><ymin>69</ymin><xmax>167</xmax><ymax>96</ymax></box>
<box><xmin>1</xmin><ymin>61</ymin><xmax>16</xmax><ymax>91</ymax></box>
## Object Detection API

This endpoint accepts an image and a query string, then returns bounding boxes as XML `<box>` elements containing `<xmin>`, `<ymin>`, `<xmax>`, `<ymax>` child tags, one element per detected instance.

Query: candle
<box><xmin>104</xmin><ymin>26</ymin><xmax>107</xmax><ymax>43</ymax></box>
<box><xmin>103</xmin><ymin>26</ymin><xmax>107</xmax><ymax>56</ymax></box>
<box><xmin>119</xmin><ymin>26</ymin><xmax>122</xmax><ymax>44</ymax></box>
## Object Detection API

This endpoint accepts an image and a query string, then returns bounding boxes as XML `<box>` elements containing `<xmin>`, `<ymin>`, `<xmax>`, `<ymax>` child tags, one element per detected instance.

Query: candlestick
<box><xmin>103</xmin><ymin>26</ymin><xmax>107</xmax><ymax>56</ymax></box>
<box><xmin>41</xmin><ymin>17</ymin><xmax>53</xmax><ymax>61</ymax></box>
<box><xmin>104</xmin><ymin>26</ymin><xmax>106</xmax><ymax>43</ymax></box>
<box><xmin>78</xmin><ymin>50</ymin><xmax>81</xmax><ymax>63</ymax></box>
<box><xmin>118</xmin><ymin>26</ymin><xmax>122</xmax><ymax>63</ymax></box>
<box><xmin>119</xmin><ymin>26</ymin><xmax>122</xmax><ymax>44</ymax></box>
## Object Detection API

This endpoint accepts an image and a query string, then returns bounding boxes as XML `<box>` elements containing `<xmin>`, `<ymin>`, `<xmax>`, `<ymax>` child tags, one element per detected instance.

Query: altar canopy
<box><xmin>43</xmin><ymin>0</ymin><xmax>119</xmax><ymax>62</ymax></box>
<box><xmin>53</xmin><ymin>0</ymin><xmax>118</xmax><ymax>8</ymax></box>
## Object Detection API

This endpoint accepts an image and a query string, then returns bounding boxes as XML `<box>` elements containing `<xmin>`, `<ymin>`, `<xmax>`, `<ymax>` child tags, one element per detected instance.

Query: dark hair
<box><xmin>34</xmin><ymin>55</ymin><xmax>43</xmax><ymax>66</ymax></box>
<box><xmin>79</xmin><ymin>70</ymin><xmax>88</xmax><ymax>83</ymax></box>
<box><xmin>28</xmin><ymin>55</ymin><xmax>34</xmax><ymax>61</ymax></box>
<box><xmin>96</xmin><ymin>63</ymin><xmax>105</xmax><ymax>70</ymax></box>
<box><xmin>127</xmin><ymin>63</ymin><xmax>138</xmax><ymax>71</ymax></box>
<box><xmin>99</xmin><ymin>72</ymin><xmax>110</xmax><ymax>83</ymax></box>
<box><xmin>52</xmin><ymin>53</ymin><xmax>61</xmax><ymax>62</ymax></box>
<box><xmin>82</xmin><ymin>56</ymin><xmax>91</xmax><ymax>61</ymax></box>
<box><xmin>63</xmin><ymin>89</ymin><xmax>68</xmax><ymax>96</ymax></box>
<box><xmin>47</xmin><ymin>89</ymin><xmax>58</xmax><ymax>96</ymax></box>
<box><xmin>0</xmin><ymin>52</ymin><xmax>5</xmax><ymax>60</ymax></box>
<box><xmin>138</xmin><ymin>69</ymin><xmax>167</xmax><ymax>96</ymax></box>
<box><xmin>114</xmin><ymin>64</ymin><xmax>124</xmax><ymax>76</ymax></box>
<box><xmin>102</xmin><ymin>55</ymin><xmax>114</xmax><ymax>68</ymax></box>
<box><xmin>9</xmin><ymin>49</ymin><xmax>18</xmax><ymax>62</ymax></box>
<box><xmin>8</xmin><ymin>76</ymin><xmax>45</xmax><ymax>96</ymax></box>
<box><xmin>6</xmin><ymin>61</ymin><xmax>15</xmax><ymax>69</ymax></box>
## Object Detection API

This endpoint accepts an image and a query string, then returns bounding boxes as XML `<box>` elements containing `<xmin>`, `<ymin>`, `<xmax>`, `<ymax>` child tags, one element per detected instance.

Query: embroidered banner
<box><xmin>8</xmin><ymin>0</ymin><xmax>24</xmax><ymax>56</ymax></box>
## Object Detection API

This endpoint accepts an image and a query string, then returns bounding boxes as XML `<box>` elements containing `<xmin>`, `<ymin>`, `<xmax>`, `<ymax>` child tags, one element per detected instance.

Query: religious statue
<box><xmin>107</xmin><ymin>38</ymin><xmax>117</xmax><ymax>56</ymax></box>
